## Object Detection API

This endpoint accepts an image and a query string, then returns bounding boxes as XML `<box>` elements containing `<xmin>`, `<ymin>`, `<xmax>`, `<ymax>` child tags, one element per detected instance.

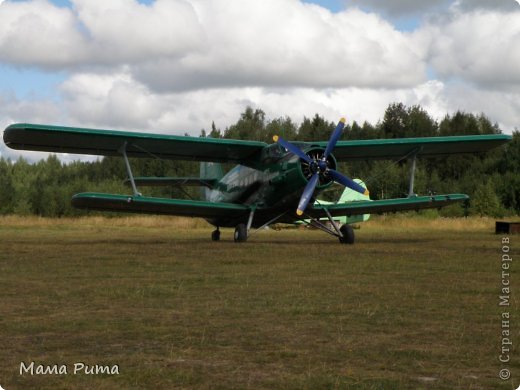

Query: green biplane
<box><xmin>3</xmin><ymin>118</ymin><xmax>511</xmax><ymax>244</ymax></box>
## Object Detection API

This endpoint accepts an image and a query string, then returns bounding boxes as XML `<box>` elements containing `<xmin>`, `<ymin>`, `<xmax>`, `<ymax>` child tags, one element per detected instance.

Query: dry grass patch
<box><xmin>0</xmin><ymin>215</ymin><xmax>517</xmax><ymax>389</ymax></box>
<box><xmin>0</xmin><ymin>215</ymin><xmax>208</xmax><ymax>229</ymax></box>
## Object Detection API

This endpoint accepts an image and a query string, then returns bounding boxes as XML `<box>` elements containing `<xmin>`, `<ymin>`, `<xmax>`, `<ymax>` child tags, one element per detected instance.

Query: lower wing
<box><xmin>72</xmin><ymin>193</ymin><xmax>249</xmax><ymax>220</ymax></box>
<box><xmin>306</xmin><ymin>194</ymin><xmax>468</xmax><ymax>218</ymax></box>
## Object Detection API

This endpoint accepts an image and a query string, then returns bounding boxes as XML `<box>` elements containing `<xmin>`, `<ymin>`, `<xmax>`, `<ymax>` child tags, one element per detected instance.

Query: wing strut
<box><xmin>299</xmin><ymin>208</ymin><xmax>343</xmax><ymax>238</ymax></box>
<box><xmin>407</xmin><ymin>148</ymin><xmax>421</xmax><ymax>198</ymax></box>
<box><xmin>234</xmin><ymin>205</ymin><xmax>257</xmax><ymax>242</ymax></box>
<box><xmin>246</xmin><ymin>210</ymin><xmax>290</xmax><ymax>238</ymax></box>
<box><xmin>246</xmin><ymin>206</ymin><xmax>256</xmax><ymax>235</ymax></box>
<box><xmin>119</xmin><ymin>142</ymin><xmax>141</xmax><ymax>197</ymax></box>
<box><xmin>322</xmin><ymin>206</ymin><xmax>343</xmax><ymax>237</ymax></box>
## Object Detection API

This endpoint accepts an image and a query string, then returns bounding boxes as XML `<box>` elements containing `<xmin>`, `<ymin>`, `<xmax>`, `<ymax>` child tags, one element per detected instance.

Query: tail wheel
<box><xmin>234</xmin><ymin>223</ymin><xmax>248</xmax><ymax>242</ymax></box>
<box><xmin>339</xmin><ymin>224</ymin><xmax>355</xmax><ymax>245</ymax></box>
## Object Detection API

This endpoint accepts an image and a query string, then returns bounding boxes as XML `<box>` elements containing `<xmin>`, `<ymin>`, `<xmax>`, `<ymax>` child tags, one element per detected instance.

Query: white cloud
<box><xmin>59</xmin><ymin>71</ymin><xmax>158</xmax><ymax>129</ymax></box>
<box><xmin>440</xmin><ymin>81</ymin><xmax>520</xmax><ymax>131</ymax></box>
<box><xmin>0</xmin><ymin>91</ymin><xmax>64</xmax><ymax>161</ymax></box>
<box><xmin>0</xmin><ymin>92</ymin><xmax>62</xmax><ymax>125</ymax></box>
<box><xmin>131</xmin><ymin>1</ymin><xmax>427</xmax><ymax>91</ymax></box>
<box><xmin>48</xmin><ymin>73</ymin><xmax>465</xmax><ymax>135</ymax></box>
<box><xmin>451</xmin><ymin>0</ymin><xmax>519</xmax><ymax>12</ymax></box>
<box><xmin>0</xmin><ymin>0</ymin><xmax>88</xmax><ymax>67</ymax></box>
<box><xmin>425</xmin><ymin>10</ymin><xmax>520</xmax><ymax>90</ymax></box>
<box><xmin>0</xmin><ymin>0</ymin><xmax>426</xmax><ymax>90</ymax></box>
<box><xmin>71</xmin><ymin>0</ymin><xmax>206</xmax><ymax>64</ymax></box>
<box><xmin>346</xmin><ymin>0</ymin><xmax>452</xmax><ymax>17</ymax></box>
<box><xmin>0</xmin><ymin>0</ymin><xmax>519</xmax><ymax>160</ymax></box>
<box><xmin>346</xmin><ymin>0</ymin><xmax>519</xmax><ymax>17</ymax></box>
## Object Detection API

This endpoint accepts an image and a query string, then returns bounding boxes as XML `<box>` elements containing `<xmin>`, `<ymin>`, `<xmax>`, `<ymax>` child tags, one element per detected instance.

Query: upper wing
<box><xmin>5</xmin><ymin>124</ymin><xmax>510</xmax><ymax>164</ymax></box>
<box><xmin>306</xmin><ymin>194</ymin><xmax>468</xmax><ymax>218</ymax></box>
<box><xmin>3</xmin><ymin>123</ymin><xmax>267</xmax><ymax>164</ymax></box>
<box><xmin>315</xmin><ymin>135</ymin><xmax>512</xmax><ymax>161</ymax></box>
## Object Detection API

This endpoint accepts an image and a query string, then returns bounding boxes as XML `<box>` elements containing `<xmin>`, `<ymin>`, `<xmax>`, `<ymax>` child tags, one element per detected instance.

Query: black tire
<box><xmin>339</xmin><ymin>224</ymin><xmax>355</xmax><ymax>245</ymax></box>
<box><xmin>211</xmin><ymin>229</ymin><xmax>221</xmax><ymax>241</ymax></box>
<box><xmin>234</xmin><ymin>223</ymin><xmax>248</xmax><ymax>242</ymax></box>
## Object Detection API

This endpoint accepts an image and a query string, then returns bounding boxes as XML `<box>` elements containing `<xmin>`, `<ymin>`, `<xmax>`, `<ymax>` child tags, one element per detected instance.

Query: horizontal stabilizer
<box><xmin>125</xmin><ymin>177</ymin><xmax>219</xmax><ymax>188</ymax></box>
<box><xmin>72</xmin><ymin>193</ymin><xmax>249</xmax><ymax>219</ymax></box>
<box><xmin>308</xmin><ymin>194</ymin><xmax>469</xmax><ymax>218</ymax></box>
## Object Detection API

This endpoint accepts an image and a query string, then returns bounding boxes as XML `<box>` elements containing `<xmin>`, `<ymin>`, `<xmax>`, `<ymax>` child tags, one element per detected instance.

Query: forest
<box><xmin>0</xmin><ymin>103</ymin><xmax>518</xmax><ymax>218</ymax></box>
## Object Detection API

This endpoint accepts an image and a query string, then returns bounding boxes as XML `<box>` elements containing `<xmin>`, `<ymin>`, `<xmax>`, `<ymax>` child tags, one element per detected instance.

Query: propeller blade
<box><xmin>329</xmin><ymin>169</ymin><xmax>369</xmax><ymax>196</ymax></box>
<box><xmin>273</xmin><ymin>135</ymin><xmax>312</xmax><ymax>164</ymax></box>
<box><xmin>296</xmin><ymin>172</ymin><xmax>319</xmax><ymax>216</ymax></box>
<box><xmin>323</xmin><ymin>117</ymin><xmax>346</xmax><ymax>159</ymax></box>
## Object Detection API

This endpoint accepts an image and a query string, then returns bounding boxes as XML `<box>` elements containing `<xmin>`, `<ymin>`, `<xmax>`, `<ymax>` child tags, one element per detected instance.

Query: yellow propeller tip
<box><xmin>273</xmin><ymin>135</ymin><xmax>279</xmax><ymax>142</ymax></box>
<box><xmin>340</xmin><ymin>117</ymin><xmax>346</xmax><ymax>123</ymax></box>
<box><xmin>296</xmin><ymin>209</ymin><xmax>304</xmax><ymax>216</ymax></box>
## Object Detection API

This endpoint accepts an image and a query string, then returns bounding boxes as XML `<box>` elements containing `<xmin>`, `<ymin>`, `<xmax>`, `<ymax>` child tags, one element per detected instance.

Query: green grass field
<box><xmin>0</xmin><ymin>215</ymin><xmax>518</xmax><ymax>389</ymax></box>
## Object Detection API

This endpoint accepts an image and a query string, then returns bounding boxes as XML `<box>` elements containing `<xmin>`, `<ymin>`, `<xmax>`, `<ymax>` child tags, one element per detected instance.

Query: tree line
<box><xmin>0</xmin><ymin>103</ymin><xmax>518</xmax><ymax>217</ymax></box>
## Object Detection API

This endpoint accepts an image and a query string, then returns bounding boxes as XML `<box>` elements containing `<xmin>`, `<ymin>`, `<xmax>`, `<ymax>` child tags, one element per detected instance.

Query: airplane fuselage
<box><xmin>204</xmin><ymin>144</ymin><xmax>333</xmax><ymax>228</ymax></box>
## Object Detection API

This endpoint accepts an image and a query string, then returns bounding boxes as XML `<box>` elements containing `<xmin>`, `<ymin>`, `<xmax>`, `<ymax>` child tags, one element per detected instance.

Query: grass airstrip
<box><xmin>0</xmin><ymin>215</ymin><xmax>518</xmax><ymax>389</ymax></box>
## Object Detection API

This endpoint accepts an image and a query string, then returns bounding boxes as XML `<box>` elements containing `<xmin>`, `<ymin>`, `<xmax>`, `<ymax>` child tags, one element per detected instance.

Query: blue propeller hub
<box><xmin>317</xmin><ymin>160</ymin><xmax>328</xmax><ymax>172</ymax></box>
<box><xmin>299</xmin><ymin>147</ymin><xmax>337</xmax><ymax>186</ymax></box>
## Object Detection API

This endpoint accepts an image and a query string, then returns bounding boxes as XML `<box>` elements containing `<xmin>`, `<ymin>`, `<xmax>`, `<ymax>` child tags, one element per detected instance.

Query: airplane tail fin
<box><xmin>200</xmin><ymin>162</ymin><xmax>224</xmax><ymax>200</ymax></box>
<box><xmin>338</xmin><ymin>179</ymin><xmax>370</xmax><ymax>203</ymax></box>
<box><xmin>338</xmin><ymin>179</ymin><xmax>370</xmax><ymax>223</ymax></box>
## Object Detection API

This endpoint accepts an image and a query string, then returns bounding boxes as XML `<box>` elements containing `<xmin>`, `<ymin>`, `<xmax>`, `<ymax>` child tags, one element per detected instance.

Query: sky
<box><xmin>0</xmin><ymin>0</ymin><xmax>519</xmax><ymax>161</ymax></box>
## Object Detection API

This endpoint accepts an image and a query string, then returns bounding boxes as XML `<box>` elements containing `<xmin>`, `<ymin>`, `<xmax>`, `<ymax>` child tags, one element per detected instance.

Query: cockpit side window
<box><xmin>262</xmin><ymin>143</ymin><xmax>286</xmax><ymax>162</ymax></box>
<box><xmin>268</xmin><ymin>143</ymin><xmax>285</xmax><ymax>158</ymax></box>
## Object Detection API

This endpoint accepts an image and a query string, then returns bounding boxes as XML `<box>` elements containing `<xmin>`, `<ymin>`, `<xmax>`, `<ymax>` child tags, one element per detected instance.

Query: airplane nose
<box><xmin>273</xmin><ymin>117</ymin><xmax>368</xmax><ymax>215</ymax></box>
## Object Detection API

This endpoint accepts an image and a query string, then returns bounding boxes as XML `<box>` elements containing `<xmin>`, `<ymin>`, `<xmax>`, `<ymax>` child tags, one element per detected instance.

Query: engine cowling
<box><xmin>299</xmin><ymin>147</ymin><xmax>337</xmax><ymax>188</ymax></box>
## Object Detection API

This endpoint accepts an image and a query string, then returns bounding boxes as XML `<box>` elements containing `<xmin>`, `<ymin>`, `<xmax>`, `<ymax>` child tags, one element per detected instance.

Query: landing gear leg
<box><xmin>339</xmin><ymin>224</ymin><xmax>355</xmax><ymax>245</ymax></box>
<box><xmin>211</xmin><ymin>228</ymin><xmax>221</xmax><ymax>241</ymax></box>
<box><xmin>234</xmin><ymin>223</ymin><xmax>248</xmax><ymax>242</ymax></box>
<box><xmin>233</xmin><ymin>207</ymin><xmax>255</xmax><ymax>243</ymax></box>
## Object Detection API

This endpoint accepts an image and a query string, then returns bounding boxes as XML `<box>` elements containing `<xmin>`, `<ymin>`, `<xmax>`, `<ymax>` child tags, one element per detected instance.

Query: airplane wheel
<box><xmin>211</xmin><ymin>229</ymin><xmax>220</xmax><ymax>241</ymax></box>
<box><xmin>234</xmin><ymin>223</ymin><xmax>248</xmax><ymax>242</ymax></box>
<box><xmin>339</xmin><ymin>224</ymin><xmax>355</xmax><ymax>245</ymax></box>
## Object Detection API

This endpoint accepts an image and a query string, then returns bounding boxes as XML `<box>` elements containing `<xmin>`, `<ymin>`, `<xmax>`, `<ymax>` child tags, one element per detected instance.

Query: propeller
<box><xmin>274</xmin><ymin>117</ymin><xmax>369</xmax><ymax>216</ymax></box>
